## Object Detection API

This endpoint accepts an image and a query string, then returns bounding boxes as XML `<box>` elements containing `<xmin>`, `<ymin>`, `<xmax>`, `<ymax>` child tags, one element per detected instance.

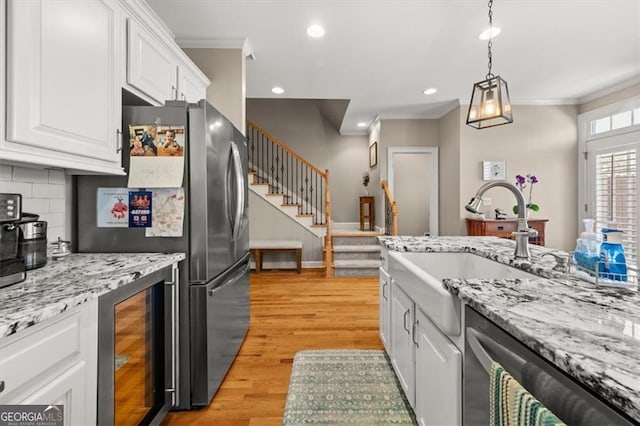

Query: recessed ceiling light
<box><xmin>272</xmin><ymin>86</ymin><xmax>285</xmax><ymax>95</ymax></box>
<box><xmin>357</xmin><ymin>122</ymin><xmax>368</xmax><ymax>128</ymax></box>
<box><xmin>423</xmin><ymin>88</ymin><xmax>438</xmax><ymax>95</ymax></box>
<box><xmin>307</xmin><ymin>24</ymin><xmax>325</xmax><ymax>38</ymax></box>
<box><xmin>479</xmin><ymin>27</ymin><xmax>501</xmax><ymax>40</ymax></box>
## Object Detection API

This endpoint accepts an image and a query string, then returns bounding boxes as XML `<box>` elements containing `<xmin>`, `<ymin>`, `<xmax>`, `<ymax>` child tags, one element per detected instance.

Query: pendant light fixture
<box><xmin>466</xmin><ymin>0</ymin><xmax>513</xmax><ymax>129</ymax></box>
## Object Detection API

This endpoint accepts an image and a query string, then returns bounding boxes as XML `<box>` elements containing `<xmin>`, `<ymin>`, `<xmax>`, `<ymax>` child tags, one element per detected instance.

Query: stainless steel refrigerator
<box><xmin>75</xmin><ymin>99</ymin><xmax>250</xmax><ymax>409</ymax></box>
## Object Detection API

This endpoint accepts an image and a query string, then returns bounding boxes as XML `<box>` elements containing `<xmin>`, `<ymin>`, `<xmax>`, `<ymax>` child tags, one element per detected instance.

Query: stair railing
<box><xmin>246</xmin><ymin>120</ymin><xmax>333</xmax><ymax>277</ymax></box>
<box><xmin>381</xmin><ymin>180</ymin><xmax>398</xmax><ymax>236</ymax></box>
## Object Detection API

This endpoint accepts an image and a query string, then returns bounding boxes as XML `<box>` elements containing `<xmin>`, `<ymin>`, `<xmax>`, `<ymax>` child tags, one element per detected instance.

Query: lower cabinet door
<box><xmin>379</xmin><ymin>267</ymin><xmax>391</xmax><ymax>351</ymax></box>
<box><xmin>390</xmin><ymin>282</ymin><xmax>415</xmax><ymax>406</ymax></box>
<box><xmin>415</xmin><ymin>309</ymin><xmax>462</xmax><ymax>426</ymax></box>
<box><xmin>19</xmin><ymin>362</ymin><xmax>91</xmax><ymax>426</ymax></box>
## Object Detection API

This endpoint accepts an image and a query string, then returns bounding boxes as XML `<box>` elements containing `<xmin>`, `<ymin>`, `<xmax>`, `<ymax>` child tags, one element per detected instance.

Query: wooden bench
<box><xmin>249</xmin><ymin>240</ymin><xmax>303</xmax><ymax>273</ymax></box>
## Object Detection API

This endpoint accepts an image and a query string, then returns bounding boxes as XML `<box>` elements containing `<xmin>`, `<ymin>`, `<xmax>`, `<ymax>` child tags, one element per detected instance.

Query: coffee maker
<box><xmin>0</xmin><ymin>193</ymin><xmax>27</xmax><ymax>288</ymax></box>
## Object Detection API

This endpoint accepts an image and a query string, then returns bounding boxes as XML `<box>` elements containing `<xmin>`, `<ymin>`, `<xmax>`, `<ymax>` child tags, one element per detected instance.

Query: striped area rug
<box><xmin>283</xmin><ymin>349</ymin><xmax>416</xmax><ymax>425</ymax></box>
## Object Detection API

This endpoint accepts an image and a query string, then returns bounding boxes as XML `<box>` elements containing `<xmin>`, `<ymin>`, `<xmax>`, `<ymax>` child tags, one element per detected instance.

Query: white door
<box><xmin>6</xmin><ymin>0</ymin><xmax>122</xmax><ymax>170</ymax></box>
<box><xmin>379</xmin><ymin>267</ymin><xmax>391</xmax><ymax>351</ymax></box>
<box><xmin>390</xmin><ymin>281</ymin><xmax>415</xmax><ymax>406</ymax></box>
<box><xmin>415</xmin><ymin>309</ymin><xmax>462</xmax><ymax>426</ymax></box>
<box><xmin>178</xmin><ymin>64</ymin><xmax>208</xmax><ymax>103</ymax></box>
<box><xmin>388</xmin><ymin>147</ymin><xmax>439</xmax><ymax>236</ymax></box>
<box><xmin>127</xmin><ymin>18</ymin><xmax>178</xmax><ymax>104</ymax></box>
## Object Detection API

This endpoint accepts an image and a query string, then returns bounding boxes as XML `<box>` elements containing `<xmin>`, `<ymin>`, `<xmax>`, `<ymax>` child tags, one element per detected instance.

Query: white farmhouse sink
<box><xmin>388</xmin><ymin>251</ymin><xmax>537</xmax><ymax>336</ymax></box>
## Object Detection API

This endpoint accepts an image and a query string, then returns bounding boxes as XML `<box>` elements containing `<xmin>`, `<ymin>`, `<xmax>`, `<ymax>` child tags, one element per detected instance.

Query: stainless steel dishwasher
<box><xmin>463</xmin><ymin>306</ymin><xmax>635</xmax><ymax>425</ymax></box>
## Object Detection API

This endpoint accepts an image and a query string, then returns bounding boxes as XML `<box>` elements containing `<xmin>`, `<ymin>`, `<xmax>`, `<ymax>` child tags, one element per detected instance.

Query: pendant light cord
<box><xmin>486</xmin><ymin>0</ymin><xmax>494</xmax><ymax>79</ymax></box>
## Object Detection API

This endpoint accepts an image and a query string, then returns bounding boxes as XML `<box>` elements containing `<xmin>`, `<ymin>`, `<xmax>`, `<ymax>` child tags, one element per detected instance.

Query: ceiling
<box><xmin>146</xmin><ymin>0</ymin><xmax>640</xmax><ymax>134</ymax></box>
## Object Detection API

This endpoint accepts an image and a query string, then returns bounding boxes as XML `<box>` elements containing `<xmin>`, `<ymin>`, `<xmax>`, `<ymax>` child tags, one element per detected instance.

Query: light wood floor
<box><xmin>162</xmin><ymin>269</ymin><xmax>382</xmax><ymax>425</ymax></box>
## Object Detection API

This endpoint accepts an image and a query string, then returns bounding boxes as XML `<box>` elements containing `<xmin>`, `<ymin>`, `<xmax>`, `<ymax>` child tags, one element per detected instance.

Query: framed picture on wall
<box><xmin>483</xmin><ymin>160</ymin><xmax>507</xmax><ymax>180</ymax></box>
<box><xmin>369</xmin><ymin>142</ymin><xmax>378</xmax><ymax>168</ymax></box>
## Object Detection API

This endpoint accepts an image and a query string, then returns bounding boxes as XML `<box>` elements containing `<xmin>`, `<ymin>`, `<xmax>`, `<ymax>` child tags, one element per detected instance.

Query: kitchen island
<box><xmin>0</xmin><ymin>252</ymin><xmax>185</xmax><ymax>338</ymax></box>
<box><xmin>379</xmin><ymin>235</ymin><xmax>639</xmax><ymax>422</ymax></box>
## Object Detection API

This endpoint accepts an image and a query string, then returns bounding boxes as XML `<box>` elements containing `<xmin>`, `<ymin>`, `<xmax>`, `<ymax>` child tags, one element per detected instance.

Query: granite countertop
<box><xmin>0</xmin><ymin>252</ymin><xmax>185</xmax><ymax>339</ymax></box>
<box><xmin>379</xmin><ymin>235</ymin><xmax>640</xmax><ymax>422</ymax></box>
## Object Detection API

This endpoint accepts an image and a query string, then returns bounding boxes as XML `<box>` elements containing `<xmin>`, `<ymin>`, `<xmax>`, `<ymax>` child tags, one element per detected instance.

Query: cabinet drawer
<box><xmin>0</xmin><ymin>311</ymin><xmax>82</xmax><ymax>398</ymax></box>
<box><xmin>484</xmin><ymin>221</ymin><xmax>516</xmax><ymax>234</ymax></box>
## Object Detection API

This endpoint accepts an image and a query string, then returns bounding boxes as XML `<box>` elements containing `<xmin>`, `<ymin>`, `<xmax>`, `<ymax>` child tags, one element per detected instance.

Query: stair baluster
<box><xmin>246</xmin><ymin>120</ymin><xmax>333</xmax><ymax>275</ymax></box>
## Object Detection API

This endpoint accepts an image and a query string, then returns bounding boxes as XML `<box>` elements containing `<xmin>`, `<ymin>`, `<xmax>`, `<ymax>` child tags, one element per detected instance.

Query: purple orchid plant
<box><xmin>513</xmin><ymin>173</ymin><xmax>539</xmax><ymax>215</ymax></box>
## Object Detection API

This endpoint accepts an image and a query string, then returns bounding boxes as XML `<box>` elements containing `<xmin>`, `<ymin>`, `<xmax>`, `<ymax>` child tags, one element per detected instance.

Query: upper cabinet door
<box><xmin>178</xmin><ymin>64</ymin><xmax>209</xmax><ymax>104</ymax></box>
<box><xmin>4</xmin><ymin>0</ymin><xmax>123</xmax><ymax>174</ymax></box>
<box><xmin>127</xmin><ymin>18</ymin><xmax>178</xmax><ymax>105</ymax></box>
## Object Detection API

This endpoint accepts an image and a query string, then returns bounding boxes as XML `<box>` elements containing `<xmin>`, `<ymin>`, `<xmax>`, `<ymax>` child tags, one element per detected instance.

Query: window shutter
<box><xmin>594</xmin><ymin>149</ymin><xmax>637</xmax><ymax>269</ymax></box>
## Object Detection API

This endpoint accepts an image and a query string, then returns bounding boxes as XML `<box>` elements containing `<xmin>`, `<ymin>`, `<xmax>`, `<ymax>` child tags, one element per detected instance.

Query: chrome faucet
<box><xmin>465</xmin><ymin>181</ymin><xmax>538</xmax><ymax>259</ymax></box>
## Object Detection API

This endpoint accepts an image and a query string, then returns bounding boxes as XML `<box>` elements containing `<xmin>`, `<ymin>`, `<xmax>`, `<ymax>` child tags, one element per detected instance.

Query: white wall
<box><xmin>0</xmin><ymin>165</ymin><xmax>71</xmax><ymax>241</ymax></box>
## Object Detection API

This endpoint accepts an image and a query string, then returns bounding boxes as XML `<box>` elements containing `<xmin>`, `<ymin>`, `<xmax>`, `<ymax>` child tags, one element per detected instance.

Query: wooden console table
<box><xmin>359</xmin><ymin>196</ymin><xmax>375</xmax><ymax>231</ymax></box>
<box><xmin>465</xmin><ymin>217</ymin><xmax>548</xmax><ymax>246</ymax></box>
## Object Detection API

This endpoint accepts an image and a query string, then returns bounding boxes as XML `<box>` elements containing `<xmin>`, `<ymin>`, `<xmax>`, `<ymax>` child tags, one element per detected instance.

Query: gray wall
<box><xmin>438</xmin><ymin>106</ymin><xmax>462</xmax><ymax>236</ymax></box>
<box><xmin>372</xmin><ymin>119</ymin><xmax>440</xmax><ymax>229</ymax></box>
<box><xmin>458</xmin><ymin>105</ymin><xmax>579</xmax><ymax>251</ymax></box>
<box><xmin>247</xmin><ymin>99</ymin><xmax>369</xmax><ymax>222</ymax></box>
<box><xmin>249</xmin><ymin>191</ymin><xmax>324</xmax><ymax>266</ymax></box>
<box><xmin>183</xmin><ymin>48</ymin><xmax>246</xmax><ymax>134</ymax></box>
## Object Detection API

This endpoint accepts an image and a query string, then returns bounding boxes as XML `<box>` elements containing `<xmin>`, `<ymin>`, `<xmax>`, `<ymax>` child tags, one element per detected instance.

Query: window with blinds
<box><xmin>594</xmin><ymin>150</ymin><xmax>637</xmax><ymax>269</ymax></box>
<box><xmin>581</xmin><ymin>96</ymin><xmax>640</xmax><ymax>273</ymax></box>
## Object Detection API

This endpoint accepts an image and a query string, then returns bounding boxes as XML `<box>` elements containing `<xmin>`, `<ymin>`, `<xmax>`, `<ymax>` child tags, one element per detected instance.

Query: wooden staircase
<box><xmin>246</xmin><ymin>120</ymin><xmax>333</xmax><ymax>277</ymax></box>
<box><xmin>246</xmin><ymin>123</ymin><xmax>401</xmax><ymax>278</ymax></box>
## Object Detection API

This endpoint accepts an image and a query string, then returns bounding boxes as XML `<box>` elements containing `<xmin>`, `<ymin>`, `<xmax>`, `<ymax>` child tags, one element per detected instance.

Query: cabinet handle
<box><xmin>116</xmin><ymin>129</ymin><xmax>123</xmax><ymax>153</ymax></box>
<box><xmin>412</xmin><ymin>320</ymin><xmax>419</xmax><ymax>347</ymax></box>
<box><xmin>403</xmin><ymin>309</ymin><xmax>410</xmax><ymax>333</ymax></box>
<box><xmin>382</xmin><ymin>282</ymin><xmax>388</xmax><ymax>301</ymax></box>
<box><xmin>0</xmin><ymin>380</ymin><xmax>4</xmax><ymax>393</ymax></box>
<box><xmin>165</xmin><ymin>265</ymin><xmax>179</xmax><ymax>406</ymax></box>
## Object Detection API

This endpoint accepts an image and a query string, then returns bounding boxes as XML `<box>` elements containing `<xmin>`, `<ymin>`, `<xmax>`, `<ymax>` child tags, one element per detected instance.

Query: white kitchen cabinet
<box><xmin>126</xmin><ymin>17</ymin><xmax>179</xmax><ymax>105</ymax></box>
<box><xmin>414</xmin><ymin>308</ymin><xmax>462</xmax><ymax>426</ymax></box>
<box><xmin>0</xmin><ymin>300</ymin><xmax>98</xmax><ymax>426</ymax></box>
<box><xmin>178</xmin><ymin>63</ymin><xmax>208</xmax><ymax>103</ymax></box>
<box><xmin>379</xmin><ymin>267</ymin><xmax>391</xmax><ymax>350</ymax></box>
<box><xmin>4</xmin><ymin>0</ymin><xmax>124</xmax><ymax>174</ymax></box>
<box><xmin>390</xmin><ymin>282</ymin><xmax>415</xmax><ymax>406</ymax></box>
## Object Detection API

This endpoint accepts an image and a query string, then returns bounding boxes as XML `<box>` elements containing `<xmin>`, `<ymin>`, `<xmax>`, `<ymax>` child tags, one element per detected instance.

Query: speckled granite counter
<box><xmin>379</xmin><ymin>236</ymin><xmax>640</xmax><ymax>422</ymax></box>
<box><xmin>0</xmin><ymin>252</ymin><xmax>185</xmax><ymax>339</ymax></box>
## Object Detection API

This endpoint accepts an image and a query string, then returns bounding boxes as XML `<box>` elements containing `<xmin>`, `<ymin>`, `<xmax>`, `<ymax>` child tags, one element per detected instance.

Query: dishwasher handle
<box><xmin>467</xmin><ymin>327</ymin><xmax>527</xmax><ymax>375</ymax></box>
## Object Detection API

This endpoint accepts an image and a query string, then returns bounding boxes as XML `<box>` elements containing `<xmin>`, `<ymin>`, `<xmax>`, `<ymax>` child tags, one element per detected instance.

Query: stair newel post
<box><xmin>392</xmin><ymin>201</ymin><xmax>398</xmax><ymax>236</ymax></box>
<box><xmin>324</xmin><ymin>169</ymin><xmax>333</xmax><ymax>278</ymax></box>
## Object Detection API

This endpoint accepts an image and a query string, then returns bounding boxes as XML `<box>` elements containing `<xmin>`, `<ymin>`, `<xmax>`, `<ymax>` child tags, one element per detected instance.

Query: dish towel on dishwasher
<box><xmin>490</xmin><ymin>362</ymin><xmax>566</xmax><ymax>426</ymax></box>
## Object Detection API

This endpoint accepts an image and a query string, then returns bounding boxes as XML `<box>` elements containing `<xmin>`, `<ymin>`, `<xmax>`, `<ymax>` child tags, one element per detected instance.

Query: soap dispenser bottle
<box><xmin>599</xmin><ymin>223</ymin><xmax>627</xmax><ymax>281</ymax></box>
<box><xmin>574</xmin><ymin>218</ymin><xmax>600</xmax><ymax>274</ymax></box>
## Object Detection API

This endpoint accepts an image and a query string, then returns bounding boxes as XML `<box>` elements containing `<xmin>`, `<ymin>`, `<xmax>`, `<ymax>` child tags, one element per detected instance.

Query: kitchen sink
<box><xmin>388</xmin><ymin>251</ymin><xmax>538</xmax><ymax>336</ymax></box>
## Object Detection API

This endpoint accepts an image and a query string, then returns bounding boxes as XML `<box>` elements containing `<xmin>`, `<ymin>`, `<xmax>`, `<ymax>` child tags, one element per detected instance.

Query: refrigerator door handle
<box><xmin>208</xmin><ymin>262</ymin><xmax>249</xmax><ymax>296</ymax></box>
<box><xmin>230</xmin><ymin>141</ymin><xmax>245</xmax><ymax>241</ymax></box>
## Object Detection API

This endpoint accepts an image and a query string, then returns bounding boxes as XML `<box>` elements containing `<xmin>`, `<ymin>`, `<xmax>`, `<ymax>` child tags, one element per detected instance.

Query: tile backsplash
<box><xmin>0</xmin><ymin>165</ymin><xmax>70</xmax><ymax>242</ymax></box>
